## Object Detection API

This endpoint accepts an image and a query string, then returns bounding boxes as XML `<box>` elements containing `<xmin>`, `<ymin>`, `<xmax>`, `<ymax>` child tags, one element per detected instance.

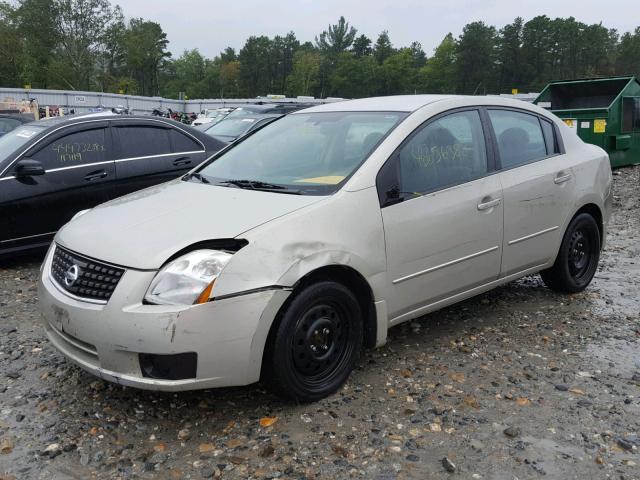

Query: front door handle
<box><xmin>84</xmin><ymin>170</ymin><xmax>107</xmax><ymax>181</ymax></box>
<box><xmin>554</xmin><ymin>172</ymin><xmax>572</xmax><ymax>184</ymax></box>
<box><xmin>172</xmin><ymin>156</ymin><xmax>192</xmax><ymax>167</ymax></box>
<box><xmin>477</xmin><ymin>197</ymin><xmax>501</xmax><ymax>211</ymax></box>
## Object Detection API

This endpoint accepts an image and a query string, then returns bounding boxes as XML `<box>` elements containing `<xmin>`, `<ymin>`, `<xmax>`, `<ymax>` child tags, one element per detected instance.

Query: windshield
<box><xmin>204</xmin><ymin>117</ymin><xmax>258</xmax><ymax>139</ymax></box>
<box><xmin>195</xmin><ymin>111</ymin><xmax>407</xmax><ymax>195</ymax></box>
<box><xmin>0</xmin><ymin>124</ymin><xmax>45</xmax><ymax>162</ymax></box>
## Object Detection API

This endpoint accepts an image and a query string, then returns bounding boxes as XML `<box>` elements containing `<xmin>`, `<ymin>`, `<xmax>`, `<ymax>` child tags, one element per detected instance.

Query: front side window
<box><xmin>113</xmin><ymin>126</ymin><xmax>171</xmax><ymax>159</ymax></box>
<box><xmin>397</xmin><ymin>110</ymin><xmax>488</xmax><ymax>195</ymax></box>
<box><xmin>0</xmin><ymin>125</ymin><xmax>47</xmax><ymax>170</ymax></box>
<box><xmin>29</xmin><ymin>128</ymin><xmax>106</xmax><ymax>169</ymax></box>
<box><xmin>488</xmin><ymin>110</ymin><xmax>548</xmax><ymax>168</ymax></box>
<box><xmin>196</xmin><ymin>111</ymin><xmax>407</xmax><ymax>195</ymax></box>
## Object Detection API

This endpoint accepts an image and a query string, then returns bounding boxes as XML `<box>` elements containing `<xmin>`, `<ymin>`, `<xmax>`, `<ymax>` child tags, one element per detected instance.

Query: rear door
<box><xmin>0</xmin><ymin>121</ymin><xmax>114</xmax><ymax>248</ymax></box>
<box><xmin>488</xmin><ymin>108</ymin><xmax>576</xmax><ymax>276</ymax></box>
<box><xmin>111</xmin><ymin>120</ymin><xmax>206</xmax><ymax>196</ymax></box>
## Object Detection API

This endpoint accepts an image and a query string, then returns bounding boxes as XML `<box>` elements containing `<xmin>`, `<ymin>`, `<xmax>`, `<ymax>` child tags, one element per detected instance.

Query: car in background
<box><xmin>225</xmin><ymin>103</ymin><xmax>313</xmax><ymax>119</ymax></box>
<box><xmin>37</xmin><ymin>95</ymin><xmax>611</xmax><ymax>401</ymax></box>
<box><xmin>200</xmin><ymin>113</ymin><xmax>282</xmax><ymax>143</ymax></box>
<box><xmin>0</xmin><ymin>115</ymin><xmax>226</xmax><ymax>258</ymax></box>
<box><xmin>192</xmin><ymin>108</ymin><xmax>234</xmax><ymax>127</ymax></box>
<box><xmin>0</xmin><ymin>114</ymin><xmax>34</xmax><ymax>137</ymax></box>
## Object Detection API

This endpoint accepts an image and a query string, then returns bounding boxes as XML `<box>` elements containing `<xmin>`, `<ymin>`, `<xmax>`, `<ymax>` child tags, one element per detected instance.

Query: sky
<box><xmin>120</xmin><ymin>0</ymin><xmax>639</xmax><ymax>59</ymax></box>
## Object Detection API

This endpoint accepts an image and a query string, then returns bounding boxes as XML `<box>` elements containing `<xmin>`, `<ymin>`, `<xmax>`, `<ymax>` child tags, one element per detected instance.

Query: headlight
<box><xmin>144</xmin><ymin>250</ymin><xmax>232</xmax><ymax>305</ymax></box>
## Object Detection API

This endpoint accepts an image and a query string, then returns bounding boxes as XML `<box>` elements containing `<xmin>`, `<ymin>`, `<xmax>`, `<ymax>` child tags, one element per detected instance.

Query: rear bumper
<box><xmin>38</xmin><ymin>245</ymin><xmax>289</xmax><ymax>391</ymax></box>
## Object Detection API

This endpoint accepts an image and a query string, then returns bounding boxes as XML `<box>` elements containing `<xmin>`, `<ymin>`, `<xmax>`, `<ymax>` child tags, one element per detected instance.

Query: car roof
<box><xmin>296</xmin><ymin>95</ymin><xmax>457</xmax><ymax>113</ymax></box>
<box><xmin>224</xmin><ymin>113</ymin><xmax>282</xmax><ymax>121</ymax></box>
<box><xmin>298</xmin><ymin>95</ymin><xmax>557</xmax><ymax>116</ymax></box>
<box><xmin>20</xmin><ymin>115</ymin><xmax>226</xmax><ymax>152</ymax></box>
<box><xmin>233</xmin><ymin>104</ymin><xmax>276</xmax><ymax>112</ymax></box>
<box><xmin>34</xmin><ymin>114</ymin><xmax>183</xmax><ymax>128</ymax></box>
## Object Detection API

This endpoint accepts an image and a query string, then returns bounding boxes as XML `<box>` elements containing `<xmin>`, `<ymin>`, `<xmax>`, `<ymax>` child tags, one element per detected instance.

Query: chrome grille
<box><xmin>51</xmin><ymin>245</ymin><xmax>124</xmax><ymax>303</ymax></box>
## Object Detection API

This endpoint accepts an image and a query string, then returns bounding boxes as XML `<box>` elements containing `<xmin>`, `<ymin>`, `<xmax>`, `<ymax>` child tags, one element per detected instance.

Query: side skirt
<box><xmin>388</xmin><ymin>263</ymin><xmax>549</xmax><ymax>328</ymax></box>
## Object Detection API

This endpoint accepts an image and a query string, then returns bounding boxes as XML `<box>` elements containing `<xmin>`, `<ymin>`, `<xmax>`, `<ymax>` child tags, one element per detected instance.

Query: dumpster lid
<box><xmin>535</xmin><ymin>76</ymin><xmax>637</xmax><ymax>111</ymax></box>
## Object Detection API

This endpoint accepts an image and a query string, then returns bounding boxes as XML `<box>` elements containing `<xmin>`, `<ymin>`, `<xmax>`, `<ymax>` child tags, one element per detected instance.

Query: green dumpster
<box><xmin>534</xmin><ymin>76</ymin><xmax>640</xmax><ymax>168</ymax></box>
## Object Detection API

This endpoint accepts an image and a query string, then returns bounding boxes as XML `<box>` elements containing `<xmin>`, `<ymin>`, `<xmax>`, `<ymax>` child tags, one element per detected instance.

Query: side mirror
<box><xmin>15</xmin><ymin>159</ymin><xmax>45</xmax><ymax>177</ymax></box>
<box><xmin>383</xmin><ymin>185</ymin><xmax>403</xmax><ymax>207</ymax></box>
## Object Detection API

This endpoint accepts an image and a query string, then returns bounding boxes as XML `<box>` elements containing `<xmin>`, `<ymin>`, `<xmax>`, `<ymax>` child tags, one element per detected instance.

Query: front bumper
<box><xmin>38</xmin><ymin>245</ymin><xmax>289</xmax><ymax>391</ymax></box>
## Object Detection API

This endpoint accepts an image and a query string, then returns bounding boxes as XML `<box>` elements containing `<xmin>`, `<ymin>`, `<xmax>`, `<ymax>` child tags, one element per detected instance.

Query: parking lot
<box><xmin>0</xmin><ymin>166</ymin><xmax>638</xmax><ymax>479</ymax></box>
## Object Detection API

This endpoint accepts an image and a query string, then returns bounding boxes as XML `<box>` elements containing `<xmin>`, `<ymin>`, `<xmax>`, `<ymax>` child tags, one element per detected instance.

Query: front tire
<box><xmin>265</xmin><ymin>281</ymin><xmax>362</xmax><ymax>402</ymax></box>
<box><xmin>540</xmin><ymin>213</ymin><xmax>600</xmax><ymax>293</ymax></box>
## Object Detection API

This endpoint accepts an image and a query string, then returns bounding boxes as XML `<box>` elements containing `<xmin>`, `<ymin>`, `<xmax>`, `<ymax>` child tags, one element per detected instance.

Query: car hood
<box><xmin>55</xmin><ymin>179</ymin><xmax>324</xmax><ymax>269</ymax></box>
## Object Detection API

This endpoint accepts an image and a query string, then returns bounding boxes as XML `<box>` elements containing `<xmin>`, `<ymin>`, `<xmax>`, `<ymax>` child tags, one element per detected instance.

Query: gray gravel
<box><xmin>1</xmin><ymin>166</ymin><xmax>639</xmax><ymax>480</ymax></box>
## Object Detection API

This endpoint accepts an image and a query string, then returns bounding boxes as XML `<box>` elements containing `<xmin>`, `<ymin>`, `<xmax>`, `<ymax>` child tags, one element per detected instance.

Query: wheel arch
<box><xmin>260</xmin><ymin>264</ymin><xmax>378</xmax><ymax>381</ymax></box>
<box><xmin>571</xmin><ymin>203</ymin><xmax>604</xmax><ymax>249</ymax></box>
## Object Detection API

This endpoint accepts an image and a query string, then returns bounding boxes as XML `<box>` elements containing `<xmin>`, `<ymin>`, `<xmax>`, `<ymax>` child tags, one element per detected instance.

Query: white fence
<box><xmin>0</xmin><ymin>87</ymin><xmax>337</xmax><ymax>115</ymax></box>
<box><xmin>1</xmin><ymin>86</ymin><xmax>539</xmax><ymax>116</ymax></box>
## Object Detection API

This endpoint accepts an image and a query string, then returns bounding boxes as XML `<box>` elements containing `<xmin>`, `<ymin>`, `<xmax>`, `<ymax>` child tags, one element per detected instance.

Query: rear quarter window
<box><xmin>540</xmin><ymin>119</ymin><xmax>560</xmax><ymax>155</ymax></box>
<box><xmin>169</xmin><ymin>129</ymin><xmax>202</xmax><ymax>153</ymax></box>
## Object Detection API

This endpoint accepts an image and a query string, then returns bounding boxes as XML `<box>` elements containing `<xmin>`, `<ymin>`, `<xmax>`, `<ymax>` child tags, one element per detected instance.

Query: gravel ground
<box><xmin>1</xmin><ymin>166</ymin><xmax>639</xmax><ymax>480</ymax></box>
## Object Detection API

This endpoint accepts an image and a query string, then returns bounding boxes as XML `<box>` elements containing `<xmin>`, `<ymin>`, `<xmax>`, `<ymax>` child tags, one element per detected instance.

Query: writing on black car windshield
<box><xmin>196</xmin><ymin>112</ymin><xmax>407</xmax><ymax>194</ymax></box>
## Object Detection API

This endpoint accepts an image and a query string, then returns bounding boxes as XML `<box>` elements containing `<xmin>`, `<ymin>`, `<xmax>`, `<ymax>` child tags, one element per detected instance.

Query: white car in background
<box><xmin>39</xmin><ymin>95</ymin><xmax>612</xmax><ymax>402</ymax></box>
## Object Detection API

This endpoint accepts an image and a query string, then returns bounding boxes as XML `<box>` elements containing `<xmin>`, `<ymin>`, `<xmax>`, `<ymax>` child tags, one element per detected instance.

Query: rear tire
<box><xmin>540</xmin><ymin>213</ymin><xmax>600</xmax><ymax>293</ymax></box>
<box><xmin>265</xmin><ymin>281</ymin><xmax>362</xmax><ymax>402</ymax></box>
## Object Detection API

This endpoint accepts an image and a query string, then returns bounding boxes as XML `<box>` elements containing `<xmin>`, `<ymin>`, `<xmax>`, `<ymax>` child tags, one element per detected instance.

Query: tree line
<box><xmin>1</xmin><ymin>0</ymin><xmax>639</xmax><ymax>100</ymax></box>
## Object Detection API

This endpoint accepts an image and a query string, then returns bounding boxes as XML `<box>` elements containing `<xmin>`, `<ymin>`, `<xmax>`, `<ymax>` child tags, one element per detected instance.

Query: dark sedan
<box><xmin>0</xmin><ymin>115</ymin><xmax>225</xmax><ymax>258</ymax></box>
<box><xmin>201</xmin><ymin>114</ymin><xmax>282</xmax><ymax>143</ymax></box>
<box><xmin>224</xmin><ymin>103</ymin><xmax>313</xmax><ymax>119</ymax></box>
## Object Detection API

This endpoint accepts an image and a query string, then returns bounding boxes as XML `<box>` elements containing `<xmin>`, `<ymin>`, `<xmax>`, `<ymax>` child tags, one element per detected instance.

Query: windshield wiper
<box><xmin>217</xmin><ymin>179</ymin><xmax>301</xmax><ymax>194</ymax></box>
<box><xmin>183</xmin><ymin>172</ymin><xmax>209</xmax><ymax>183</ymax></box>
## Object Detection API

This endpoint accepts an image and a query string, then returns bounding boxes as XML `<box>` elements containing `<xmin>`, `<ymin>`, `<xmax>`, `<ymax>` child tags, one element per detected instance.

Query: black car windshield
<box><xmin>204</xmin><ymin>117</ymin><xmax>258</xmax><ymax>139</ymax></box>
<box><xmin>0</xmin><ymin>124</ymin><xmax>46</xmax><ymax>162</ymax></box>
<box><xmin>196</xmin><ymin>111</ymin><xmax>407</xmax><ymax>195</ymax></box>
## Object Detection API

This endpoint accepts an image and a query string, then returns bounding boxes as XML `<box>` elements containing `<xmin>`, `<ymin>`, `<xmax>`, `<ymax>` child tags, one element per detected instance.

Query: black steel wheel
<box><xmin>541</xmin><ymin>213</ymin><xmax>600</xmax><ymax>293</ymax></box>
<box><xmin>264</xmin><ymin>281</ymin><xmax>362</xmax><ymax>402</ymax></box>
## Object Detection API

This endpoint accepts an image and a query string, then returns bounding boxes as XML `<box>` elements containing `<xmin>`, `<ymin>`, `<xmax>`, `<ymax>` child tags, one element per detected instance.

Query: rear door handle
<box><xmin>84</xmin><ymin>170</ymin><xmax>107</xmax><ymax>181</ymax></box>
<box><xmin>172</xmin><ymin>156</ymin><xmax>192</xmax><ymax>167</ymax></box>
<box><xmin>477</xmin><ymin>198</ymin><xmax>501</xmax><ymax>211</ymax></box>
<box><xmin>554</xmin><ymin>173</ymin><xmax>572</xmax><ymax>184</ymax></box>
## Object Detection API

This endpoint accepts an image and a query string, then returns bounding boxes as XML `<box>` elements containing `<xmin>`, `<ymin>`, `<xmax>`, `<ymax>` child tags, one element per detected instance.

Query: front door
<box><xmin>0</xmin><ymin>122</ymin><xmax>114</xmax><ymax>251</ymax></box>
<box><xmin>378</xmin><ymin>109</ymin><xmax>503</xmax><ymax>321</ymax></box>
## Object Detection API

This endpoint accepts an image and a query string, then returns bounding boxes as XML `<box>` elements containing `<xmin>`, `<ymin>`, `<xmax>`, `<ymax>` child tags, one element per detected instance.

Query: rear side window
<box><xmin>114</xmin><ymin>126</ymin><xmax>171</xmax><ymax>159</ymax></box>
<box><xmin>30</xmin><ymin>128</ymin><xmax>107</xmax><ymax>169</ymax></box>
<box><xmin>397</xmin><ymin>110</ymin><xmax>488</xmax><ymax>194</ymax></box>
<box><xmin>169</xmin><ymin>129</ymin><xmax>202</xmax><ymax>153</ymax></box>
<box><xmin>488</xmin><ymin>110</ymin><xmax>548</xmax><ymax>168</ymax></box>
